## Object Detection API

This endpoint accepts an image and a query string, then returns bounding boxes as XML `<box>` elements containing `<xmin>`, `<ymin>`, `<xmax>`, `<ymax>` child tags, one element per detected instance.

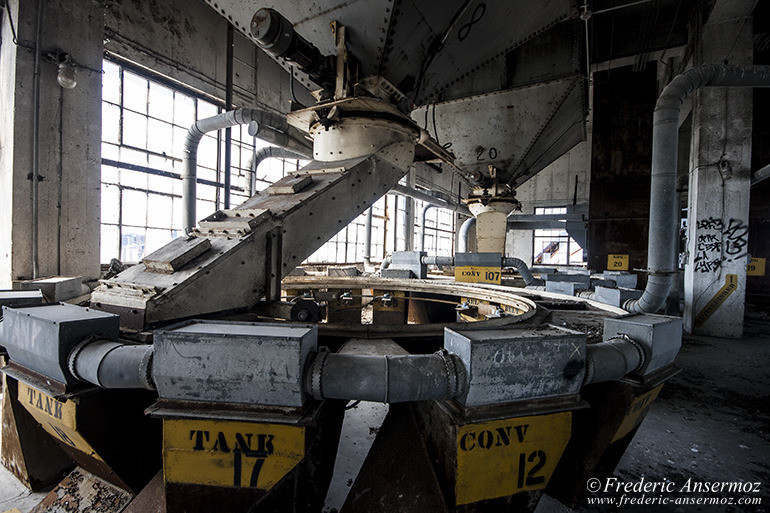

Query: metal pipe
<box><xmin>422</xmin><ymin>255</ymin><xmax>455</xmax><ymax>267</ymax></box>
<box><xmin>305</xmin><ymin>350</ymin><xmax>466</xmax><ymax>403</ymax></box>
<box><xmin>363</xmin><ymin>207</ymin><xmax>373</xmax><ymax>264</ymax></box>
<box><xmin>31</xmin><ymin>0</ymin><xmax>44</xmax><ymax>279</ymax></box>
<box><xmin>390</xmin><ymin>184</ymin><xmax>472</xmax><ymax>216</ymax></box>
<box><xmin>751</xmin><ymin>162</ymin><xmax>770</xmax><ymax>187</ymax></box>
<box><xmin>379</xmin><ymin>253</ymin><xmax>392</xmax><ymax>273</ymax></box>
<box><xmin>502</xmin><ymin>257</ymin><xmax>543</xmax><ymax>286</ymax></box>
<box><xmin>625</xmin><ymin>65</ymin><xmax>770</xmax><ymax>313</ymax></box>
<box><xmin>182</xmin><ymin>108</ymin><xmax>310</xmax><ymax>231</ymax></box>
<box><xmin>458</xmin><ymin>217</ymin><xmax>475</xmax><ymax>252</ymax></box>
<box><xmin>224</xmin><ymin>24</ymin><xmax>234</xmax><ymax>209</ymax></box>
<box><xmin>419</xmin><ymin>204</ymin><xmax>436</xmax><ymax>252</ymax></box>
<box><xmin>69</xmin><ymin>339</ymin><xmax>154</xmax><ymax>390</ymax></box>
<box><xmin>250</xmin><ymin>124</ymin><xmax>313</xmax><ymax>157</ymax></box>
<box><xmin>248</xmin><ymin>146</ymin><xmax>309</xmax><ymax>193</ymax></box>
<box><xmin>584</xmin><ymin>336</ymin><xmax>645</xmax><ymax>385</ymax></box>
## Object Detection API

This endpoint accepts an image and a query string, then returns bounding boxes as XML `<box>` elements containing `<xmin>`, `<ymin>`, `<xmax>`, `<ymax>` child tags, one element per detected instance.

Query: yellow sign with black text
<box><xmin>748</xmin><ymin>257</ymin><xmax>766</xmax><ymax>277</ymax></box>
<box><xmin>163</xmin><ymin>418</ymin><xmax>306</xmax><ymax>490</ymax></box>
<box><xmin>607</xmin><ymin>254</ymin><xmax>629</xmax><ymax>271</ymax></box>
<box><xmin>455</xmin><ymin>266</ymin><xmax>502</xmax><ymax>285</ymax></box>
<box><xmin>612</xmin><ymin>384</ymin><xmax>663</xmax><ymax>442</ymax></box>
<box><xmin>694</xmin><ymin>274</ymin><xmax>738</xmax><ymax>328</ymax></box>
<box><xmin>455</xmin><ymin>412</ymin><xmax>571</xmax><ymax>505</ymax></box>
<box><xmin>17</xmin><ymin>382</ymin><xmax>104</xmax><ymax>461</ymax></box>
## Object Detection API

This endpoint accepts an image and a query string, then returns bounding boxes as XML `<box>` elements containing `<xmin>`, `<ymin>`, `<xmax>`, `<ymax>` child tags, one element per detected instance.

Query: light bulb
<box><xmin>57</xmin><ymin>58</ymin><xmax>77</xmax><ymax>89</ymax></box>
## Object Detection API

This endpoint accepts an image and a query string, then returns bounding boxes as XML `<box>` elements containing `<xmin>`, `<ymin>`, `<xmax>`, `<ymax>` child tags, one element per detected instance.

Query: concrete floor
<box><xmin>536</xmin><ymin>314</ymin><xmax>770</xmax><ymax>512</ymax></box>
<box><xmin>1</xmin><ymin>317</ymin><xmax>768</xmax><ymax>512</ymax></box>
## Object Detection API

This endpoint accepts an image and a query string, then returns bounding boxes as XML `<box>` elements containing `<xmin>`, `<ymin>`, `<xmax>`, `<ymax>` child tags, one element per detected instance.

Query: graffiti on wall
<box><xmin>693</xmin><ymin>217</ymin><xmax>748</xmax><ymax>273</ymax></box>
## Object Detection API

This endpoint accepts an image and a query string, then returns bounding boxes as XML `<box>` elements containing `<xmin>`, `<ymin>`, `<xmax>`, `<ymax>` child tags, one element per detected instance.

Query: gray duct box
<box><xmin>603</xmin><ymin>314</ymin><xmax>682</xmax><ymax>375</ymax></box>
<box><xmin>0</xmin><ymin>290</ymin><xmax>44</xmax><ymax>311</ymax></box>
<box><xmin>594</xmin><ymin>286</ymin><xmax>643</xmax><ymax>308</ymax></box>
<box><xmin>543</xmin><ymin>272</ymin><xmax>591</xmax><ymax>288</ymax></box>
<box><xmin>602</xmin><ymin>271</ymin><xmax>638</xmax><ymax>289</ymax></box>
<box><xmin>545</xmin><ymin>281</ymin><xmax>578</xmax><ymax>296</ymax></box>
<box><xmin>153</xmin><ymin>320</ymin><xmax>317</xmax><ymax>407</ymax></box>
<box><xmin>389</xmin><ymin>251</ymin><xmax>427</xmax><ymax>279</ymax></box>
<box><xmin>444</xmin><ymin>326</ymin><xmax>585</xmax><ymax>407</ymax></box>
<box><xmin>1</xmin><ymin>304</ymin><xmax>119</xmax><ymax>385</ymax></box>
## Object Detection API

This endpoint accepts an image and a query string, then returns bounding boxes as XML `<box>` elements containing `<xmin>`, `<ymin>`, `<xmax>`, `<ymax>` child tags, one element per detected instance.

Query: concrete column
<box><xmin>683</xmin><ymin>4</ymin><xmax>754</xmax><ymax>338</ymax></box>
<box><xmin>0</xmin><ymin>0</ymin><xmax>103</xmax><ymax>287</ymax></box>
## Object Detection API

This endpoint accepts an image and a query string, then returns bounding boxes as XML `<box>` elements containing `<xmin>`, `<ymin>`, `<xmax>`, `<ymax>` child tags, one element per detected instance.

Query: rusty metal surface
<box><xmin>162</xmin><ymin>399</ymin><xmax>345</xmax><ymax>513</ymax></box>
<box><xmin>546</xmin><ymin>377</ymin><xmax>669</xmax><ymax>507</ymax></box>
<box><xmin>29</xmin><ymin>467</ymin><xmax>133</xmax><ymax>513</ymax></box>
<box><xmin>0</xmin><ymin>375</ymin><xmax>73</xmax><ymax>492</ymax></box>
<box><xmin>122</xmin><ymin>471</ymin><xmax>165</xmax><ymax>513</ymax></box>
<box><xmin>20</xmin><ymin>387</ymin><xmax>161</xmax><ymax>494</ymax></box>
<box><xmin>411</xmin><ymin>401</ymin><xmax>547</xmax><ymax>513</ymax></box>
<box><xmin>281</xmin><ymin>276</ymin><xmax>624</xmax><ymax>338</ymax></box>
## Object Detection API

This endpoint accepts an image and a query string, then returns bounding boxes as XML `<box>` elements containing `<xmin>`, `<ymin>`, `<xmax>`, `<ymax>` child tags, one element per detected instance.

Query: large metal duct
<box><xmin>69</xmin><ymin>339</ymin><xmax>155</xmax><ymax>390</ymax></box>
<box><xmin>305</xmin><ymin>350</ymin><xmax>466</xmax><ymax>403</ymax></box>
<box><xmin>583</xmin><ymin>336</ymin><xmax>645</xmax><ymax>385</ymax></box>
<box><xmin>502</xmin><ymin>257</ymin><xmax>542</xmax><ymax>287</ymax></box>
<box><xmin>625</xmin><ymin>65</ymin><xmax>770</xmax><ymax>313</ymax></box>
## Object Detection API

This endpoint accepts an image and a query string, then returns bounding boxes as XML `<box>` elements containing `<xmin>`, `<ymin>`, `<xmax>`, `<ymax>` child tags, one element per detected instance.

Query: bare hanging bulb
<box><xmin>57</xmin><ymin>55</ymin><xmax>77</xmax><ymax>89</ymax></box>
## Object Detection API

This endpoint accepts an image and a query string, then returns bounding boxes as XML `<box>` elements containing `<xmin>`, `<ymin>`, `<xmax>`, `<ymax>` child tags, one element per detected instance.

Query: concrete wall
<box><xmin>0</xmin><ymin>0</ymin><xmax>103</xmax><ymax>286</ymax></box>
<box><xmin>103</xmin><ymin>0</ymin><xmax>314</xmax><ymax>112</ymax></box>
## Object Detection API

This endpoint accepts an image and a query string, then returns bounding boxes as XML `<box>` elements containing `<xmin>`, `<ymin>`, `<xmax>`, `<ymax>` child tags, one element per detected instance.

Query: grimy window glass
<box><xmin>99</xmin><ymin>59</ymin><xmax>303</xmax><ymax>264</ymax></box>
<box><xmin>533</xmin><ymin>207</ymin><xmax>584</xmax><ymax>266</ymax></box>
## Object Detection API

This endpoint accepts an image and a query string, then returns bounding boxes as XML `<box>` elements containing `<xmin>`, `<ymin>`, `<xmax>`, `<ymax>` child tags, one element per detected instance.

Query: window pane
<box><xmin>101</xmin><ymin>184</ymin><xmax>120</xmax><ymax>224</ymax></box>
<box><xmin>148</xmin><ymin>82</ymin><xmax>174</xmax><ymax>122</ymax></box>
<box><xmin>121</xmin><ymin>226</ymin><xmax>146</xmax><ymax>263</ymax></box>
<box><xmin>122</xmin><ymin>110</ymin><xmax>147</xmax><ymax>148</ymax></box>
<box><xmin>102</xmin><ymin>61</ymin><xmax>121</xmax><ymax>104</ymax></box>
<box><xmin>102</xmin><ymin>103</ymin><xmax>120</xmax><ymax>144</ymax></box>
<box><xmin>122</xmin><ymin>189</ymin><xmax>147</xmax><ymax>227</ymax></box>
<box><xmin>100</xmin><ymin>224</ymin><xmax>119</xmax><ymax>263</ymax></box>
<box><xmin>123</xmin><ymin>72</ymin><xmax>148</xmax><ymax>114</ymax></box>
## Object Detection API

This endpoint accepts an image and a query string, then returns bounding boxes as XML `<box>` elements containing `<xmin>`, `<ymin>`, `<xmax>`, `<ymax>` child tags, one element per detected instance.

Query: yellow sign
<box><xmin>17</xmin><ymin>382</ymin><xmax>103</xmax><ymax>461</ymax></box>
<box><xmin>163</xmin><ymin>418</ymin><xmax>306</xmax><ymax>490</ymax></box>
<box><xmin>607</xmin><ymin>254</ymin><xmax>629</xmax><ymax>271</ymax></box>
<box><xmin>455</xmin><ymin>412</ymin><xmax>571</xmax><ymax>505</ymax></box>
<box><xmin>455</xmin><ymin>266</ymin><xmax>502</xmax><ymax>285</ymax></box>
<box><xmin>612</xmin><ymin>384</ymin><xmax>663</xmax><ymax>442</ymax></box>
<box><xmin>694</xmin><ymin>273</ymin><xmax>738</xmax><ymax>328</ymax></box>
<box><xmin>748</xmin><ymin>257</ymin><xmax>766</xmax><ymax>277</ymax></box>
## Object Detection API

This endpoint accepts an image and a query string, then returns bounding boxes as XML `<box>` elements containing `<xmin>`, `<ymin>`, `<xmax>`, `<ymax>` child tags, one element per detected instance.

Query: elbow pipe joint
<box><xmin>458</xmin><ymin>217</ymin><xmax>476</xmax><ymax>253</ymax></box>
<box><xmin>68</xmin><ymin>338</ymin><xmax>155</xmax><ymax>390</ymax></box>
<box><xmin>182</xmin><ymin>108</ymin><xmax>310</xmax><ymax>232</ymax></box>
<box><xmin>583</xmin><ymin>335</ymin><xmax>645</xmax><ymax>385</ymax></box>
<box><xmin>627</xmin><ymin>64</ymin><xmax>770</xmax><ymax>314</ymax></box>
<box><xmin>502</xmin><ymin>257</ymin><xmax>543</xmax><ymax>287</ymax></box>
<box><xmin>379</xmin><ymin>254</ymin><xmax>393</xmax><ymax>273</ymax></box>
<box><xmin>305</xmin><ymin>350</ymin><xmax>467</xmax><ymax>403</ymax></box>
